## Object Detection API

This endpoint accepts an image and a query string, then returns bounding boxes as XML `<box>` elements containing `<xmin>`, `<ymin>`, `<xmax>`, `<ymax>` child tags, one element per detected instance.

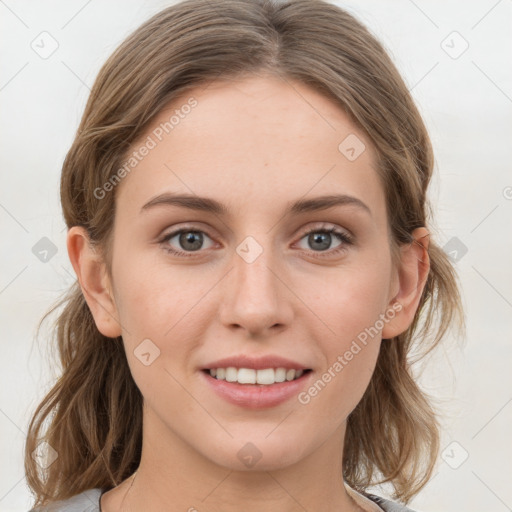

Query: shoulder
<box><xmin>365</xmin><ymin>492</ymin><xmax>418</xmax><ymax>512</ymax></box>
<box><xmin>28</xmin><ymin>488</ymin><xmax>103</xmax><ymax>512</ymax></box>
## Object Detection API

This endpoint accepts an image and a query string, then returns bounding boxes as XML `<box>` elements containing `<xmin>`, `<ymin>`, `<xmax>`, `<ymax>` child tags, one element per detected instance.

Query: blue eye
<box><xmin>296</xmin><ymin>226</ymin><xmax>353</xmax><ymax>256</ymax></box>
<box><xmin>160</xmin><ymin>228</ymin><xmax>215</xmax><ymax>256</ymax></box>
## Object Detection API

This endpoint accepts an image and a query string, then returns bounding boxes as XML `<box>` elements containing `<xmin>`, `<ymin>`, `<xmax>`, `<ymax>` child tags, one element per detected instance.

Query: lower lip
<box><xmin>200</xmin><ymin>370</ymin><xmax>313</xmax><ymax>409</ymax></box>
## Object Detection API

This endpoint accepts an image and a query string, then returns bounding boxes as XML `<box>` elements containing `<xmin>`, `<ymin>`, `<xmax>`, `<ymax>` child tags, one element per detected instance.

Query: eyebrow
<box><xmin>140</xmin><ymin>192</ymin><xmax>371</xmax><ymax>217</ymax></box>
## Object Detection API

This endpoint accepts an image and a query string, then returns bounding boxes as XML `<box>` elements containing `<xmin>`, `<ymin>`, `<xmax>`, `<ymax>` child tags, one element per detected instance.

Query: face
<box><xmin>101</xmin><ymin>75</ymin><xmax>400</xmax><ymax>471</ymax></box>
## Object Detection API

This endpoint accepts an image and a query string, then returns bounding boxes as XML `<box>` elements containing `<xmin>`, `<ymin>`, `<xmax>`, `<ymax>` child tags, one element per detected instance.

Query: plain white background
<box><xmin>1</xmin><ymin>1</ymin><xmax>511</xmax><ymax>511</ymax></box>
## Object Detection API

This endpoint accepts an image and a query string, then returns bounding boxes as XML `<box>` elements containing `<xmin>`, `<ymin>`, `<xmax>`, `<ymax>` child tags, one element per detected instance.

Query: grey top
<box><xmin>29</xmin><ymin>487</ymin><xmax>416</xmax><ymax>511</ymax></box>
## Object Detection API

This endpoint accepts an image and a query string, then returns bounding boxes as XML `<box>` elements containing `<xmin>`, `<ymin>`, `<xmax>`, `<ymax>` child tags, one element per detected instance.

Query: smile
<box><xmin>206</xmin><ymin>367</ymin><xmax>311</xmax><ymax>385</ymax></box>
<box><xmin>201</xmin><ymin>368</ymin><xmax>313</xmax><ymax>409</ymax></box>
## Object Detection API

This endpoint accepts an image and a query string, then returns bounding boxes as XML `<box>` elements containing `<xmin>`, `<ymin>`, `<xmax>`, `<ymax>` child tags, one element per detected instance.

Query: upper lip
<box><xmin>202</xmin><ymin>355</ymin><xmax>310</xmax><ymax>371</ymax></box>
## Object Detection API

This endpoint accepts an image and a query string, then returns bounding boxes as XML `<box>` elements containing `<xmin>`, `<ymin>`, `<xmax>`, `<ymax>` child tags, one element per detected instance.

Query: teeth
<box><xmin>208</xmin><ymin>367</ymin><xmax>306</xmax><ymax>385</ymax></box>
<box><xmin>275</xmin><ymin>368</ymin><xmax>287</xmax><ymax>382</ymax></box>
<box><xmin>257</xmin><ymin>368</ymin><xmax>275</xmax><ymax>385</ymax></box>
<box><xmin>225</xmin><ymin>367</ymin><xmax>238</xmax><ymax>382</ymax></box>
<box><xmin>239</xmin><ymin>368</ymin><xmax>257</xmax><ymax>384</ymax></box>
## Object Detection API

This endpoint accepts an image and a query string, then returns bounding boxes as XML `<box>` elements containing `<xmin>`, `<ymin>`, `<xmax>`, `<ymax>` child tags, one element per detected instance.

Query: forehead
<box><xmin>116</xmin><ymin>75</ymin><xmax>385</xmax><ymax>222</ymax></box>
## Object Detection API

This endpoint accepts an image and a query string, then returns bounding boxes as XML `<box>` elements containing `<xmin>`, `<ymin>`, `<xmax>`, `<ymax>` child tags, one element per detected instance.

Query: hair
<box><xmin>25</xmin><ymin>0</ymin><xmax>464</xmax><ymax>507</ymax></box>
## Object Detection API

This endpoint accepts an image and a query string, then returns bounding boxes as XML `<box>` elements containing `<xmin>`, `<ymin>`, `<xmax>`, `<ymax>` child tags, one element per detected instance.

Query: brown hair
<box><xmin>25</xmin><ymin>0</ymin><xmax>464</xmax><ymax>507</ymax></box>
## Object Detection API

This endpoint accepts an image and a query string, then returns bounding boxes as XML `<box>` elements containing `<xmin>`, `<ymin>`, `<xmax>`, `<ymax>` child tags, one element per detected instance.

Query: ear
<box><xmin>382</xmin><ymin>227</ymin><xmax>430</xmax><ymax>339</ymax></box>
<box><xmin>66</xmin><ymin>226</ymin><xmax>122</xmax><ymax>338</ymax></box>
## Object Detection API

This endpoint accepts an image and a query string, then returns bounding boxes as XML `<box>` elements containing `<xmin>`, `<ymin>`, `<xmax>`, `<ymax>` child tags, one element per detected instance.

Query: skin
<box><xmin>68</xmin><ymin>75</ymin><xmax>430</xmax><ymax>512</ymax></box>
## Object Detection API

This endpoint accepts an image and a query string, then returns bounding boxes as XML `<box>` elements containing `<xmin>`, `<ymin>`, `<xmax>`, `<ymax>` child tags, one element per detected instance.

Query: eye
<box><xmin>160</xmin><ymin>227</ymin><xmax>215</xmax><ymax>256</ymax></box>
<box><xmin>159</xmin><ymin>224</ymin><xmax>353</xmax><ymax>259</ymax></box>
<box><xmin>295</xmin><ymin>225</ymin><xmax>353</xmax><ymax>257</ymax></box>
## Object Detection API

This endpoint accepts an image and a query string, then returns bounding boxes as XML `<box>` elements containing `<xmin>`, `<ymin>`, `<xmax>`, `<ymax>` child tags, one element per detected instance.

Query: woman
<box><xmin>25</xmin><ymin>0</ymin><xmax>463</xmax><ymax>510</ymax></box>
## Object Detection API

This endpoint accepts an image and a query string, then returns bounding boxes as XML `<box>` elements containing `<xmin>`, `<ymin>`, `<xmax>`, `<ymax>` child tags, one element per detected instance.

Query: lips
<box><xmin>201</xmin><ymin>354</ymin><xmax>311</xmax><ymax>371</ymax></box>
<box><xmin>198</xmin><ymin>354</ymin><xmax>314</xmax><ymax>408</ymax></box>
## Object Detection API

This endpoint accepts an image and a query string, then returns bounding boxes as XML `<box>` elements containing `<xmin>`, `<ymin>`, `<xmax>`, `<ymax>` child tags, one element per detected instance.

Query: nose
<box><xmin>218</xmin><ymin>242</ymin><xmax>294</xmax><ymax>337</ymax></box>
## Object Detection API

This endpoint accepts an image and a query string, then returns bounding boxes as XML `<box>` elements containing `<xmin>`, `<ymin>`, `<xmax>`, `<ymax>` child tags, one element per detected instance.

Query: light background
<box><xmin>0</xmin><ymin>1</ymin><xmax>511</xmax><ymax>511</ymax></box>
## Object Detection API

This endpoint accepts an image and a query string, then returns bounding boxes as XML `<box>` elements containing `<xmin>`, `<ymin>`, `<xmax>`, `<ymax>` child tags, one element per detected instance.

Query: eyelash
<box><xmin>159</xmin><ymin>224</ymin><xmax>353</xmax><ymax>259</ymax></box>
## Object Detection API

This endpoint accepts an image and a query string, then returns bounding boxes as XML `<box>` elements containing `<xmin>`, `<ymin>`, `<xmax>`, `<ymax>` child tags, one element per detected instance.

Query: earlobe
<box><xmin>382</xmin><ymin>227</ymin><xmax>430</xmax><ymax>339</ymax></box>
<box><xmin>66</xmin><ymin>226</ymin><xmax>122</xmax><ymax>338</ymax></box>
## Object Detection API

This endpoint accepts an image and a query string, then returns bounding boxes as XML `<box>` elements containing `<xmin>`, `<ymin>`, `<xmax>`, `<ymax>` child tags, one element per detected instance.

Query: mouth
<box><xmin>200</xmin><ymin>367</ymin><xmax>314</xmax><ymax>409</ymax></box>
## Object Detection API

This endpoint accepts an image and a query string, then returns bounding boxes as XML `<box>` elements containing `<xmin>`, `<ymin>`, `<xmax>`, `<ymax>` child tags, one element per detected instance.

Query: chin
<box><xmin>199</xmin><ymin>436</ymin><xmax>310</xmax><ymax>472</ymax></box>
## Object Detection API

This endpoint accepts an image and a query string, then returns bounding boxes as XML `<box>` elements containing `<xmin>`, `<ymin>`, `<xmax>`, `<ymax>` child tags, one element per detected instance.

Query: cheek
<box><xmin>111</xmin><ymin>256</ymin><xmax>216</xmax><ymax>387</ymax></box>
<box><xmin>296</xmin><ymin>262</ymin><xmax>390</xmax><ymax>414</ymax></box>
<box><xmin>112</xmin><ymin>262</ymin><xmax>201</xmax><ymax>404</ymax></box>
<box><xmin>112</xmin><ymin>249</ymin><xmax>201</xmax><ymax>333</ymax></box>
<box><xmin>302</xmin><ymin>258</ymin><xmax>392</xmax><ymax>342</ymax></box>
